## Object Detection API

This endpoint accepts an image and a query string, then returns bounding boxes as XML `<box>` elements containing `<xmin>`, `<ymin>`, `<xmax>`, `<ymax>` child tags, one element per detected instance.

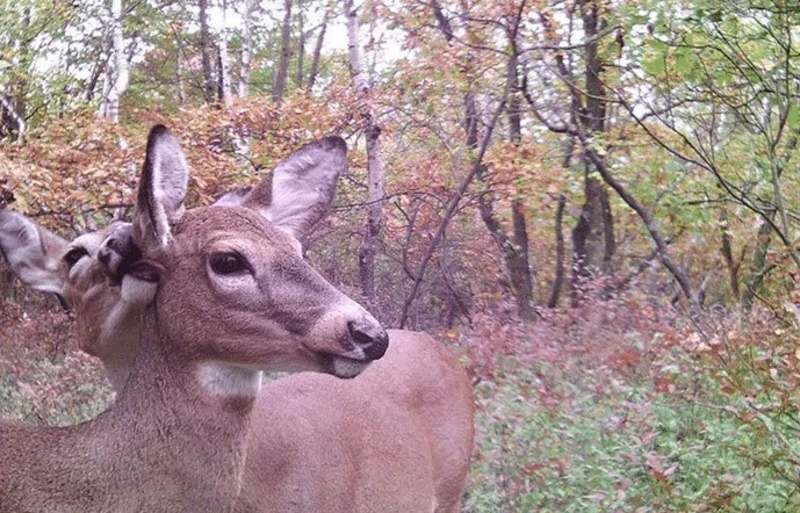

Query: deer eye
<box><xmin>209</xmin><ymin>252</ymin><xmax>249</xmax><ymax>275</ymax></box>
<box><xmin>64</xmin><ymin>247</ymin><xmax>89</xmax><ymax>268</ymax></box>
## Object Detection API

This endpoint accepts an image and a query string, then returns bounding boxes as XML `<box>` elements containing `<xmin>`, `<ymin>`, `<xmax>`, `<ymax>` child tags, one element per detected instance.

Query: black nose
<box><xmin>348</xmin><ymin>319</ymin><xmax>389</xmax><ymax>361</ymax></box>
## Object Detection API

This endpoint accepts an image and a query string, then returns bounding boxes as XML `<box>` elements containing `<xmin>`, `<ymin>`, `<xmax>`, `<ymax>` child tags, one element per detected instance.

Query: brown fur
<box><xmin>235</xmin><ymin>330</ymin><xmax>474</xmax><ymax>513</ymax></box>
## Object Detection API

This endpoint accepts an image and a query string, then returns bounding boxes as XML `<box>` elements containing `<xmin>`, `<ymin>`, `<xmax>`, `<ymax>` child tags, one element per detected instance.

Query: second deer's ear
<box><xmin>0</xmin><ymin>209</ymin><xmax>69</xmax><ymax>294</ymax></box>
<box><xmin>245</xmin><ymin>136</ymin><xmax>347</xmax><ymax>239</ymax></box>
<box><xmin>133</xmin><ymin>125</ymin><xmax>189</xmax><ymax>253</ymax></box>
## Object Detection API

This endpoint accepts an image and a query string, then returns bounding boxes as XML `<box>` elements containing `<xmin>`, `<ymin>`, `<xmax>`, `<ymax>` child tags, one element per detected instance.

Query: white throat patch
<box><xmin>198</xmin><ymin>363</ymin><xmax>263</xmax><ymax>397</ymax></box>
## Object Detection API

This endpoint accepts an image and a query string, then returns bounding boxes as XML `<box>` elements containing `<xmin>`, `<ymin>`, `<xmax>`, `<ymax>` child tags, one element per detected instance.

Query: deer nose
<box><xmin>348</xmin><ymin>319</ymin><xmax>389</xmax><ymax>361</ymax></box>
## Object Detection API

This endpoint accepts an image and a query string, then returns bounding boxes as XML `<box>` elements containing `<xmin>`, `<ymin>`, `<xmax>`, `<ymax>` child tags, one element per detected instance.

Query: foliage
<box><xmin>0</xmin><ymin>297</ymin><xmax>112</xmax><ymax>426</ymax></box>
<box><xmin>0</xmin><ymin>94</ymin><xmax>351</xmax><ymax>229</ymax></box>
<box><xmin>632</xmin><ymin>0</ymin><xmax>800</xmax><ymax>306</ymax></box>
<box><xmin>458</xmin><ymin>290</ymin><xmax>800</xmax><ymax>512</ymax></box>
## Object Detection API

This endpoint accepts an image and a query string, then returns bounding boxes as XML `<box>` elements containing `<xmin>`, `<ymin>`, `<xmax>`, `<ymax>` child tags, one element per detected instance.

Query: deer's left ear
<box><xmin>133</xmin><ymin>125</ymin><xmax>189</xmax><ymax>253</ymax></box>
<box><xmin>244</xmin><ymin>136</ymin><xmax>347</xmax><ymax>239</ymax></box>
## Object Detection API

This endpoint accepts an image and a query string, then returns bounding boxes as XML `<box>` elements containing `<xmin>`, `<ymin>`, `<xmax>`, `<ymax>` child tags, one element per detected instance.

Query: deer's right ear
<box><xmin>0</xmin><ymin>209</ymin><xmax>69</xmax><ymax>294</ymax></box>
<box><xmin>133</xmin><ymin>125</ymin><xmax>188</xmax><ymax>253</ymax></box>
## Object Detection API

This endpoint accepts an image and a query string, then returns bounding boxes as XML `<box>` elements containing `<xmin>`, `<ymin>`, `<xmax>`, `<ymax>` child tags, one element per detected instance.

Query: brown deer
<box><xmin>0</xmin><ymin>125</ymin><xmax>390</xmax><ymax>512</ymax></box>
<box><xmin>0</xmin><ymin>128</ymin><xmax>475</xmax><ymax>512</ymax></box>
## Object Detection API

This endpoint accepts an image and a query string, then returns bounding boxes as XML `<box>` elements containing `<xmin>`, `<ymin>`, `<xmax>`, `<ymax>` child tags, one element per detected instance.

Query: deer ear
<box><xmin>244</xmin><ymin>136</ymin><xmax>347</xmax><ymax>239</ymax></box>
<box><xmin>133</xmin><ymin>125</ymin><xmax>188</xmax><ymax>252</ymax></box>
<box><xmin>0</xmin><ymin>209</ymin><xmax>69</xmax><ymax>294</ymax></box>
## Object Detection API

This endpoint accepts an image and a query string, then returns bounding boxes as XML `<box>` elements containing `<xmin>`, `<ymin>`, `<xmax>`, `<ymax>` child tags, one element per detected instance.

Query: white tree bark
<box><xmin>218</xmin><ymin>0</ymin><xmax>232</xmax><ymax>107</ymax></box>
<box><xmin>343</xmin><ymin>0</ymin><xmax>385</xmax><ymax>301</ymax></box>
<box><xmin>0</xmin><ymin>94</ymin><xmax>25</xmax><ymax>143</ymax></box>
<box><xmin>238</xmin><ymin>0</ymin><xmax>254</xmax><ymax>98</ymax></box>
<box><xmin>98</xmin><ymin>0</ymin><xmax>128</xmax><ymax>123</ymax></box>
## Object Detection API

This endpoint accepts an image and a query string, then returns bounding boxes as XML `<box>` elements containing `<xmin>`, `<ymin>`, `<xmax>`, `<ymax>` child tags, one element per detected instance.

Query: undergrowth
<box><xmin>4</xmin><ymin>291</ymin><xmax>800</xmax><ymax>512</ymax></box>
<box><xmin>0</xmin><ymin>298</ymin><xmax>113</xmax><ymax>426</ymax></box>
<box><xmin>459</xmin><ymin>293</ymin><xmax>800</xmax><ymax>512</ymax></box>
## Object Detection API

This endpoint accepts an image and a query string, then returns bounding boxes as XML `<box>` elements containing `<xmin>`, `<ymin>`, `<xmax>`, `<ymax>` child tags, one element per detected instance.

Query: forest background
<box><xmin>2</xmin><ymin>0</ymin><xmax>800</xmax><ymax>511</ymax></box>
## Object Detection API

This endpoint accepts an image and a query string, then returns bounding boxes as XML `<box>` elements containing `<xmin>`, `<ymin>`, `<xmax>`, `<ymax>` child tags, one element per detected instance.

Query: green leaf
<box><xmin>643</xmin><ymin>39</ymin><xmax>669</xmax><ymax>76</ymax></box>
<box><xmin>643</xmin><ymin>55</ymin><xmax>666</xmax><ymax>76</ymax></box>
<box><xmin>787</xmin><ymin>105</ymin><xmax>800</xmax><ymax>129</ymax></box>
<box><xmin>674</xmin><ymin>51</ymin><xmax>693</xmax><ymax>76</ymax></box>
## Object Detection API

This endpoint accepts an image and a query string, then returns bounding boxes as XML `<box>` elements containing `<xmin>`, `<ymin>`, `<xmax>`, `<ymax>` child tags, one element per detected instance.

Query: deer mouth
<box><xmin>318</xmin><ymin>353</ymin><xmax>372</xmax><ymax>379</ymax></box>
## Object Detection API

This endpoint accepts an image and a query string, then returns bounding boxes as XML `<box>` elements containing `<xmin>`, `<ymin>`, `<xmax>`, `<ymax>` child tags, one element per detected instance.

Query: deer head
<box><xmin>0</xmin><ymin>127</ymin><xmax>388</xmax><ymax>389</ymax></box>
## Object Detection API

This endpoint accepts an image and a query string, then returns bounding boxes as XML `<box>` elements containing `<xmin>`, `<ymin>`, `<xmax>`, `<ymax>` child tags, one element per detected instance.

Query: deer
<box><xmin>0</xmin><ymin>128</ymin><xmax>475</xmax><ymax>512</ymax></box>
<box><xmin>0</xmin><ymin>125</ymin><xmax>392</xmax><ymax>512</ymax></box>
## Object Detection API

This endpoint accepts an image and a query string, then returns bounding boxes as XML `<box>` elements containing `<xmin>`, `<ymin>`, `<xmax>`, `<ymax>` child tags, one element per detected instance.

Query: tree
<box><xmin>427</xmin><ymin>0</ymin><xmax>536</xmax><ymax>319</ymax></box>
<box><xmin>344</xmin><ymin>0</ymin><xmax>385</xmax><ymax>303</ymax></box>
<box><xmin>238</xmin><ymin>0</ymin><xmax>254</xmax><ymax>98</ymax></box>
<box><xmin>217</xmin><ymin>0</ymin><xmax>232</xmax><ymax>107</ymax></box>
<box><xmin>98</xmin><ymin>0</ymin><xmax>129</xmax><ymax>123</ymax></box>
<box><xmin>306</xmin><ymin>9</ymin><xmax>327</xmax><ymax>91</ymax></box>
<box><xmin>628</xmin><ymin>0</ymin><xmax>800</xmax><ymax>308</ymax></box>
<box><xmin>272</xmin><ymin>0</ymin><xmax>293</xmax><ymax>103</ymax></box>
<box><xmin>198</xmin><ymin>0</ymin><xmax>215</xmax><ymax>104</ymax></box>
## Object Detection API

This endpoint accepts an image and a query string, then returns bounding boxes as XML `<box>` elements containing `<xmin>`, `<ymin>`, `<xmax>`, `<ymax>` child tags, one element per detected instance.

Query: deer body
<box><xmin>0</xmin><ymin>126</ymin><xmax>388</xmax><ymax>511</ymax></box>
<box><xmin>235</xmin><ymin>330</ymin><xmax>473</xmax><ymax>513</ymax></box>
<box><xmin>0</xmin><ymin>130</ymin><xmax>473</xmax><ymax>512</ymax></box>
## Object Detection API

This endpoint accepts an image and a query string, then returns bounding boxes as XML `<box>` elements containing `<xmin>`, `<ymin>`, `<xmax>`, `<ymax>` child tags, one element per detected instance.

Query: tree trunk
<box><xmin>525</xmin><ymin>3</ymin><xmax>693</xmax><ymax>306</ymax></box>
<box><xmin>505</xmin><ymin>47</ymin><xmax>535</xmax><ymax>320</ymax></box>
<box><xmin>548</xmin><ymin>194</ymin><xmax>567</xmax><ymax>308</ymax></box>
<box><xmin>98</xmin><ymin>0</ymin><xmax>128</xmax><ymax>123</ymax></box>
<box><xmin>510</xmin><ymin>198</ymin><xmax>534</xmax><ymax>318</ymax></box>
<box><xmin>295</xmin><ymin>0</ymin><xmax>305</xmax><ymax>88</ymax></box>
<box><xmin>430</xmin><ymin>0</ymin><xmax>535</xmax><ymax>319</ymax></box>
<box><xmin>217</xmin><ymin>0</ymin><xmax>232</xmax><ymax>107</ymax></box>
<box><xmin>84</xmin><ymin>55</ymin><xmax>106</xmax><ymax>103</ymax></box>
<box><xmin>718</xmin><ymin>210</ymin><xmax>740</xmax><ymax>301</ymax></box>
<box><xmin>742</xmin><ymin>213</ymin><xmax>776</xmax><ymax>310</ymax></box>
<box><xmin>344</xmin><ymin>0</ymin><xmax>385</xmax><ymax>303</ymax></box>
<box><xmin>198</xmin><ymin>0</ymin><xmax>215</xmax><ymax>104</ymax></box>
<box><xmin>470</xmin><ymin>103</ymin><xmax>535</xmax><ymax>319</ymax></box>
<box><xmin>474</xmin><ymin>114</ymin><xmax>535</xmax><ymax>319</ymax></box>
<box><xmin>307</xmin><ymin>14</ymin><xmax>327</xmax><ymax>91</ymax></box>
<box><xmin>238</xmin><ymin>0</ymin><xmax>254</xmax><ymax>98</ymax></box>
<box><xmin>272</xmin><ymin>0</ymin><xmax>293</xmax><ymax>103</ymax></box>
<box><xmin>0</xmin><ymin>96</ymin><xmax>25</xmax><ymax>143</ymax></box>
<box><xmin>176</xmin><ymin>23</ymin><xmax>186</xmax><ymax>105</ymax></box>
<box><xmin>570</xmin><ymin>173</ymin><xmax>613</xmax><ymax>304</ymax></box>
<box><xmin>570</xmin><ymin>0</ymin><xmax>615</xmax><ymax>304</ymax></box>
<box><xmin>6</xmin><ymin>4</ymin><xmax>30</xmax><ymax>141</ymax></box>
<box><xmin>398</xmin><ymin>99</ymin><xmax>508</xmax><ymax>328</ymax></box>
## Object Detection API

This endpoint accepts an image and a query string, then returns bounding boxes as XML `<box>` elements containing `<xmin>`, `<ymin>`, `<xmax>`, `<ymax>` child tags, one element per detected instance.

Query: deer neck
<box><xmin>0</xmin><ymin>321</ymin><xmax>256</xmax><ymax>512</ymax></box>
<box><xmin>110</xmin><ymin>320</ymin><xmax>258</xmax><ymax>507</ymax></box>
